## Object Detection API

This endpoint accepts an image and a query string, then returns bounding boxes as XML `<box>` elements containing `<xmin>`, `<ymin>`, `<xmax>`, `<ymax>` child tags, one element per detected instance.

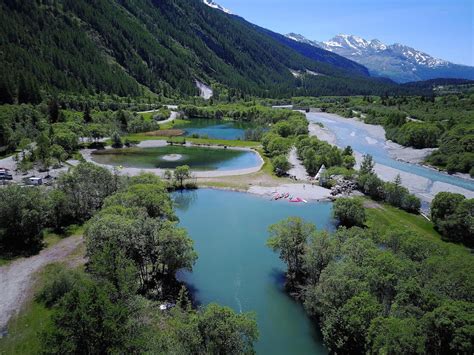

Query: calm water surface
<box><xmin>175</xmin><ymin>119</ymin><xmax>257</xmax><ymax>140</ymax></box>
<box><xmin>91</xmin><ymin>146</ymin><xmax>261</xmax><ymax>171</ymax></box>
<box><xmin>174</xmin><ymin>189</ymin><xmax>333</xmax><ymax>355</ymax></box>
<box><xmin>307</xmin><ymin>113</ymin><xmax>474</xmax><ymax>192</ymax></box>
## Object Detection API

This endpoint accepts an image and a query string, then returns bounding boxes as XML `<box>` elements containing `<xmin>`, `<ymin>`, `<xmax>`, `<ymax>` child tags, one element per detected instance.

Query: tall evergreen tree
<box><xmin>48</xmin><ymin>99</ymin><xmax>60</xmax><ymax>123</ymax></box>
<box><xmin>83</xmin><ymin>104</ymin><xmax>92</xmax><ymax>123</ymax></box>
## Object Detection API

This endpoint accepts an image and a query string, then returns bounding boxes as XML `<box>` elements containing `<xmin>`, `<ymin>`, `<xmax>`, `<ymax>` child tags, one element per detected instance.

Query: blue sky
<box><xmin>217</xmin><ymin>0</ymin><xmax>474</xmax><ymax>66</ymax></box>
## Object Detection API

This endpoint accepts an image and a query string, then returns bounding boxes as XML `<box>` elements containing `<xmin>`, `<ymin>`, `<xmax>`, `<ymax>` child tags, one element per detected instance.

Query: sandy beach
<box><xmin>248</xmin><ymin>183</ymin><xmax>332</xmax><ymax>201</ymax></box>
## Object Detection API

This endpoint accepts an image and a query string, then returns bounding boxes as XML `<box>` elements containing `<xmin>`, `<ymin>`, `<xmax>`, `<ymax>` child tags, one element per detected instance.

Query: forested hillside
<box><xmin>0</xmin><ymin>0</ymin><xmax>417</xmax><ymax>103</ymax></box>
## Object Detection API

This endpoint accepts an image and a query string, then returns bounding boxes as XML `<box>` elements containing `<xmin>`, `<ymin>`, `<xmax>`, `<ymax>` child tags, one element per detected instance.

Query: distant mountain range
<box><xmin>286</xmin><ymin>33</ymin><xmax>474</xmax><ymax>83</ymax></box>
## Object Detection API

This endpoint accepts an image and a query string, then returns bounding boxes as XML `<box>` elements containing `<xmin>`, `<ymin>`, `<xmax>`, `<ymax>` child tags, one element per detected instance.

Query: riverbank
<box><xmin>307</xmin><ymin>111</ymin><xmax>474</xmax><ymax>206</ymax></box>
<box><xmin>312</xmin><ymin>112</ymin><xmax>469</xmax><ymax>179</ymax></box>
<box><xmin>310</xmin><ymin>112</ymin><xmax>437</xmax><ymax>164</ymax></box>
<box><xmin>248</xmin><ymin>183</ymin><xmax>332</xmax><ymax>201</ymax></box>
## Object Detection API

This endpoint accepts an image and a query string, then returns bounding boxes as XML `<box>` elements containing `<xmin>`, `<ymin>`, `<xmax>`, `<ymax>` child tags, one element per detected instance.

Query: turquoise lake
<box><xmin>91</xmin><ymin>146</ymin><xmax>261</xmax><ymax>171</ymax></box>
<box><xmin>174</xmin><ymin>189</ymin><xmax>333</xmax><ymax>354</ymax></box>
<box><xmin>307</xmin><ymin>112</ymin><xmax>474</xmax><ymax>192</ymax></box>
<box><xmin>174</xmin><ymin>119</ymin><xmax>257</xmax><ymax>140</ymax></box>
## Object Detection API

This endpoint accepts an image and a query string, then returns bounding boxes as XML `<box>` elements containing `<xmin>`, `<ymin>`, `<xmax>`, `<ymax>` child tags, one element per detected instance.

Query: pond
<box><xmin>307</xmin><ymin>113</ymin><xmax>474</xmax><ymax>193</ymax></box>
<box><xmin>91</xmin><ymin>146</ymin><xmax>261</xmax><ymax>171</ymax></box>
<box><xmin>174</xmin><ymin>189</ymin><xmax>333</xmax><ymax>354</ymax></box>
<box><xmin>174</xmin><ymin>119</ymin><xmax>259</xmax><ymax>140</ymax></box>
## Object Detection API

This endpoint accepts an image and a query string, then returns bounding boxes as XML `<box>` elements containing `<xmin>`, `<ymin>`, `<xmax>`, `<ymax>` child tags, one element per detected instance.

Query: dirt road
<box><xmin>0</xmin><ymin>235</ymin><xmax>83</xmax><ymax>334</ymax></box>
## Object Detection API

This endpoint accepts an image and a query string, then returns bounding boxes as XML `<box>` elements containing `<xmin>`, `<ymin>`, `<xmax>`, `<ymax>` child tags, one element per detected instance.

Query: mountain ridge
<box><xmin>286</xmin><ymin>33</ymin><xmax>474</xmax><ymax>83</ymax></box>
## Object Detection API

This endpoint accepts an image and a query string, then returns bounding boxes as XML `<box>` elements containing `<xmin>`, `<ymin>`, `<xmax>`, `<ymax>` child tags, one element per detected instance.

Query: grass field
<box><xmin>0</xmin><ymin>263</ymin><xmax>66</xmax><ymax>354</ymax></box>
<box><xmin>138</xmin><ymin>108</ymin><xmax>171</xmax><ymax>123</ymax></box>
<box><xmin>365</xmin><ymin>201</ymin><xmax>441</xmax><ymax>240</ymax></box>
<box><xmin>160</xmin><ymin>118</ymin><xmax>190</xmax><ymax>129</ymax></box>
<box><xmin>138</xmin><ymin>111</ymin><xmax>154</xmax><ymax>121</ymax></box>
<box><xmin>0</xmin><ymin>299</ymin><xmax>52</xmax><ymax>354</ymax></box>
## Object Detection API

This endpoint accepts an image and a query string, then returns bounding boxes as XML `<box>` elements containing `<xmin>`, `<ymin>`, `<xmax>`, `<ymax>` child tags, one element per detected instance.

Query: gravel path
<box><xmin>136</xmin><ymin>109</ymin><xmax>179</xmax><ymax>125</ymax></box>
<box><xmin>0</xmin><ymin>236</ymin><xmax>83</xmax><ymax>334</ymax></box>
<box><xmin>157</xmin><ymin>111</ymin><xmax>179</xmax><ymax>125</ymax></box>
<box><xmin>288</xmin><ymin>147</ymin><xmax>309</xmax><ymax>181</ymax></box>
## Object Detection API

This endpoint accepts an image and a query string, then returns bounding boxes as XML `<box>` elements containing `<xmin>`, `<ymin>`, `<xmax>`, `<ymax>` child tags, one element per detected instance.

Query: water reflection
<box><xmin>173</xmin><ymin>189</ymin><xmax>198</xmax><ymax>212</ymax></box>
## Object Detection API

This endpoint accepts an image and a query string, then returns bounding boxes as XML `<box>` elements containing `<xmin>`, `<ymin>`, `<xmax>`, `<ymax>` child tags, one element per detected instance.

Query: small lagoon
<box><xmin>91</xmin><ymin>146</ymin><xmax>261</xmax><ymax>171</ymax></box>
<box><xmin>174</xmin><ymin>119</ymin><xmax>258</xmax><ymax>140</ymax></box>
<box><xmin>174</xmin><ymin>189</ymin><xmax>333</xmax><ymax>354</ymax></box>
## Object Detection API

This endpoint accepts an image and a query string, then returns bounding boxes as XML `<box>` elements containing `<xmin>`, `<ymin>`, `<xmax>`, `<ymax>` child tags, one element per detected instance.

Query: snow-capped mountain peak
<box><xmin>284</xmin><ymin>33</ymin><xmax>473</xmax><ymax>83</ymax></box>
<box><xmin>202</xmin><ymin>0</ymin><xmax>232</xmax><ymax>14</ymax></box>
<box><xmin>319</xmin><ymin>35</ymin><xmax>447</xmax><ymax>67</ymax></box>
<box><xmin>368</xmin><ymin>39</ymin><xmax>387</xmax><ymax>51</ymax></box>
<box><xmin>327</xmin><ymin>34</ymin><xmax>370</xmax><ymax>51</ymax></box>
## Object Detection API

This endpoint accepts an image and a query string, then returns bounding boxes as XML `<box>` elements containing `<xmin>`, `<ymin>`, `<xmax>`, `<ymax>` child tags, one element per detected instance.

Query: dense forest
<box><xmin>0</xmin><ymin>102</ymin><xmax>168</xmax><ymax>164</ymax></box>
<box><xmin>0</xmin><ymin>0</ymin><xmax>427</xmax><ymax>104</ymax></box>
<box><xmin>268</xmin><ymin>212</ymin><xmax>473</xmax><ymax>354</ymax></box>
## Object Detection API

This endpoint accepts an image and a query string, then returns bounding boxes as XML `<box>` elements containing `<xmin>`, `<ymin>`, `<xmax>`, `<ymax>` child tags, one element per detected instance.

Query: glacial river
<box><xmin>306</xmin><ymin>112</ymin><xmax>474</xmax><ymax>203</ymax></box>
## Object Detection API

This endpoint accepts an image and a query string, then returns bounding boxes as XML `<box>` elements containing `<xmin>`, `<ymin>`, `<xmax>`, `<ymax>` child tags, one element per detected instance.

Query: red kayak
<box><xmin>289</xmin><ymin>197</ymin><xmax>303</xmax><ymax>203</ymax></box>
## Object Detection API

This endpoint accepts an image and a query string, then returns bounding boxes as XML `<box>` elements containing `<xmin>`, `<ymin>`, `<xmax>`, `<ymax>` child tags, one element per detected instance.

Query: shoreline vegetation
<box><xmin>266</xmin><ymin>206</ymin><xmax>473</xmax><ymax>354</ymax></box>
<box><xmin>1</xmin><ymin>95</ymin><xmax>473</xmax><ymax>354</ymax></box>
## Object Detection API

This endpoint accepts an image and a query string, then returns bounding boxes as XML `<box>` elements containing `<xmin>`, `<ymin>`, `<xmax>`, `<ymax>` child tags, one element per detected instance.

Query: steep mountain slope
<box><xmin>287</xmin><ymin>33</ymin><xmax>474</xmax><ymax>83</ymax></box>
<box><xmin>0</xmin><ymin>0</ymin><xmax>412</xmax><ymax>103</ymax></box>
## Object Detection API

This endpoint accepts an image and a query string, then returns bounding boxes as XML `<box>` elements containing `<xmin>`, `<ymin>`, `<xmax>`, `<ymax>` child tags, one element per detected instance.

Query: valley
<box><xmin>0</xmin><ymin>0</ymin><xmax>473</xmax><ymax>354</ymax></box>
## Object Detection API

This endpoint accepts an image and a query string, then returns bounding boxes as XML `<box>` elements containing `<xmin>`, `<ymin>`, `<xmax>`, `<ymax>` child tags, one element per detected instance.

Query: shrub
<box><xmin>332</xmin><ymin>198</ymin><xmax>366</xmax><ymax>228</ymax></box>
<box><xmin>431</xmin><ymin>192</ymin><xmax>473</xmax><ymax>246</ymax></box>
<box><xmin>36</xmin><ymin>264</ymin><xmax>84</xmax><ymax>307</ymax></box>
<box><xmin>111</xmin><ymin>131</ymin><xmax>123</xmax><ymax>148</ymax></box>
<box><xmin>272</xmin><ymin>155</ymin><xmax>291</xmax><ymax>176</ymax></box>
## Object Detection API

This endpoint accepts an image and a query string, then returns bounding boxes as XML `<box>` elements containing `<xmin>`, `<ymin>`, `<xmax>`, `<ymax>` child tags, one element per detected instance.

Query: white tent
<box><xmin>315</xmin><ymin>164</ymin><xmax>326</xmax><ymax>180</ymax></box>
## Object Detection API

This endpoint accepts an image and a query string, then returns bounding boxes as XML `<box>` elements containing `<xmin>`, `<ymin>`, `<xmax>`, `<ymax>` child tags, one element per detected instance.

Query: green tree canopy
<box><xmin>332</xmin><ymin>198</ymin><xmax>367</xmax><ymax>228</ymax></box>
